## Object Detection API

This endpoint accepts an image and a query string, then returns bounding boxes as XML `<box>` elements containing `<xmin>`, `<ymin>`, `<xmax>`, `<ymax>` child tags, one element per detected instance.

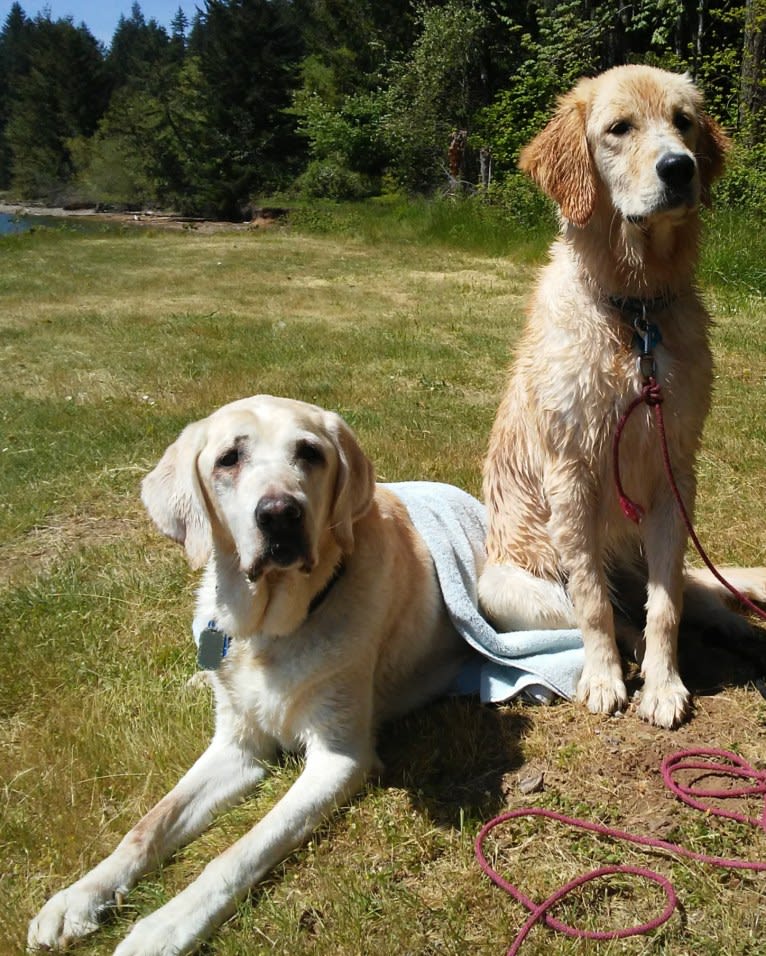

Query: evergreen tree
<box><xmin>191</xmin><ymin>0</ymin><xmax>306</xmax><ymax>215</ymax></box>
<box><xmin>169</xmin><ymin>7</ymin><xmax>189</xmax><ymax>62</ymax></box>
<box><xmin>296</xmin><ymin>0</ymin><xmax>416</xmax><ymax>101</ymax></box>
<box><xmin>5</xmin><ymin>12</ymin><xmax>108</xmax><ymax>199</ymax></box>
<box><xmin>108</xmin><ymin>2</ymin><xmax>171</xmax><ymax>87</ymax></box>
<box><xmin>0</xmin><ymin>3</ymin><xmax>32</xmax><ymax>187</ymax></box>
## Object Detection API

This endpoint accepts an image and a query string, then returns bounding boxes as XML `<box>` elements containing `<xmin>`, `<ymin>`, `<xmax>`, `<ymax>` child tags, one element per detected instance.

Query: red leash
<box><xmin>475</xmin><ymin>748</ymin><xmax>766</xmax><ymax>954</ymax></box>
<box><xmin>613</xmin><ymin>375</ymin><xmax>766</xmax><ymax>623</ymax></box>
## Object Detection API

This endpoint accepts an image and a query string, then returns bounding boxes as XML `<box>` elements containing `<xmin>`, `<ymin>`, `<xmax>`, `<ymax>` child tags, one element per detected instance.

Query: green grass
<box><xmin>285</xmin><ymin>195</ymin><xmax>556</xmax><ymax>262</ymax></box>
<box><xmin>700</xmin><ymin>207</ymin><xmax>766</xmax><ymax>296</ymax></box>
<box><xmin>2</xmin><ymin>202</ymin><xmax>766</xmax><ymax>955</ymax></box>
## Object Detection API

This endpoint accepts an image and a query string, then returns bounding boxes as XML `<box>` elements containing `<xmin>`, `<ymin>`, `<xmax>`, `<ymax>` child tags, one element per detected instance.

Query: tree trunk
<box><xmin>479</xmin><ymin>145</ymin><xmax>491</xmax><ymax>190</ymax></box>
<box><xmin>741</xmin><ymin>0</ymin><xmax>766</xmax><ymax>144</ymax></box>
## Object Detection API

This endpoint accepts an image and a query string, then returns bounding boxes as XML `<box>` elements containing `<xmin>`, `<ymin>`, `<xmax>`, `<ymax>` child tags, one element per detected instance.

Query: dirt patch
<box><xmin>0</xmin><ymin>509</ymin><xmax>145</xmax><ymax>588</ymax></box>
<box><xmin>502</xmin><ymin>670</ymin><xmax>766</xmax><ymax>835</ymax></box>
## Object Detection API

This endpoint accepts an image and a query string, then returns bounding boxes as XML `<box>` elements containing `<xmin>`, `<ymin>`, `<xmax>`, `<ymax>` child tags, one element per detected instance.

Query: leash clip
<box><xmin>637</xmin><ymin>352</ymin><xmax>656</xmax><ymax>381</ymax></box>
<box><xmin>634</xmin><ymin>306</ymin><xmax>657</xmax><ymax>382</ymax></box>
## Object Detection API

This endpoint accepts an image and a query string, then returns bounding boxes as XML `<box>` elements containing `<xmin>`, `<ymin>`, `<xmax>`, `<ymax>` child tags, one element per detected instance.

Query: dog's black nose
<box><xmin>255</xmin><ymin>494</ymin><xmax>304</xmax><ymax>533</ymax></box>
<box><xmin>656</xmin><ymin>152</ymin><xmax>695</xmax><ymax>190</ymax></box>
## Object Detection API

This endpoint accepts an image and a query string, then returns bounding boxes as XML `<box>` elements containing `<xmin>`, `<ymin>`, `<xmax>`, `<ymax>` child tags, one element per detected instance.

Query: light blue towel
<box><xmin>386</xmin><ymin>481</ymin><xmax>584</xmax><ymax>704</ymax></box>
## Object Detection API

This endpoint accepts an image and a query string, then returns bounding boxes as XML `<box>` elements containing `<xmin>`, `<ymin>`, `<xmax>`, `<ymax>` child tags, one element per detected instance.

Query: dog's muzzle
<box><xmin>247</xmin><ymin>493</ymin><xmax>311</xmax><ymax>580</ymax></box>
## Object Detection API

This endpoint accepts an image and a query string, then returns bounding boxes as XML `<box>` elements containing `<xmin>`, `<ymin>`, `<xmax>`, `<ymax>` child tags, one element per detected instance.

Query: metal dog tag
<box><xmin>197</xmin><ymin>627</ymin><xmax>228</xmax><ymax>670</ymax></box>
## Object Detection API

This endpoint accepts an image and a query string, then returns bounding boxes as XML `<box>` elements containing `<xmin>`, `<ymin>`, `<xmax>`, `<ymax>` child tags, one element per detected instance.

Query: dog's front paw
<box><xmin>637</xmin><ymin>678</ymin><xmax>690</xmax><ymax>728</ymax></box>
<box><xmin>28</xmin><ymin>884</ymin><xmax>109</xmax><ymax>950</ymax></box>
<box><xmin>114</xmin><ymin>905</ymin><xmax>211</xmax><ymax>956</ymax></box>
<box><xmin>576</xmin><ymin>667</ymin><xmax>628</xmax><ymax>715</ymax></box>
<box><xmin>113</xmin><ymin>915</ymin><xmax>187</xmax><ymax>956</ymax></box>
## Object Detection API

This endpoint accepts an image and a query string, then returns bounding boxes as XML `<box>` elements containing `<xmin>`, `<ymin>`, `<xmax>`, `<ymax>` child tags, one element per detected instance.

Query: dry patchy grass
<box><xmin>2</xmin><ymin>211</ymin><xmax>766</xmax><ymax>955</ymax></box>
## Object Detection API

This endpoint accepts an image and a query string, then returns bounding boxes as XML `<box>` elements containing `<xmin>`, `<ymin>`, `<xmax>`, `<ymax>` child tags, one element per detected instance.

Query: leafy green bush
<box><xmin>713</xmin><ymin>142</ymin><xmax>766</xmax><ymax>215</ymax></box>
<box><xmin>294</xmin><ymin>160</ymin><xmax>378</xmax><ymax>200</ymax></box>
<box><xmin>68</xmin><ymin>132</ymin><xmax>153</xmax><ymax>208</ymax></box>
<box><xmin>379</xmin><ymin>0</ymin><xmax>489</xmax><ymax>192</ymax></box>
<box><xmin>293</xmin><ymin>91</ymin><xmax>390</xmax><ymax>177</ymax></box>
<box><xmin>485</xmin><ymin>174</ymin><xmax>556</xmax><ymax>230</ymax></box>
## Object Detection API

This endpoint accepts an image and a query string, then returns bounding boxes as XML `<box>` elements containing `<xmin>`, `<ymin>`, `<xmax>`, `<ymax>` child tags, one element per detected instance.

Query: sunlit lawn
<box><xmin>2</xmin><ymin>202</ymin><xmax>766</xmax><ymax>955</ymax></box>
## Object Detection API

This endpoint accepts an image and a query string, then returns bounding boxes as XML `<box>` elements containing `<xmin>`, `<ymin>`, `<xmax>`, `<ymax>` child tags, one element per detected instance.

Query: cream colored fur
<box><xmin>480</xmin><ymin>65</ymin><xmax>766</xmax><ymax>728</ymax></box>
<box><xmin>29</xmin><ymin>395</ymin><xmax>465</xmax><ymax>956</ymax></box>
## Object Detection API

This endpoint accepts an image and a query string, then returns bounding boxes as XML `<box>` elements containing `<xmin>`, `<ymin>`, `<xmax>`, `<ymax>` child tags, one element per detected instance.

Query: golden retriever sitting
<box><xmin>480</xmin><ymin>65</ymin><xmax>766</xmax><ymax>728</ymax></box>
<box><xmin>28</xmin><ymin>396</ymin><xmax>467</xmax><ymax>955</ymax></box>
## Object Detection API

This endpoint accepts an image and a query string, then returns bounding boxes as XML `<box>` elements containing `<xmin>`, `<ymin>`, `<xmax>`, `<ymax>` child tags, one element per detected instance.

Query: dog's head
<box><xmin>519</xmin><ymin>65</ymin><xmax>729</xmax><ymax>227</ymax></box>
<box><xmin>141</xmin><ymin>396</ymin><xmax>376</xmax><ymax>578</ymax></box>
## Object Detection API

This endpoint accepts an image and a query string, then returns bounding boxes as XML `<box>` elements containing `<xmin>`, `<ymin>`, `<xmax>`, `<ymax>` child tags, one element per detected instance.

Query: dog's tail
<box><xmin>684</xmin><ymin>566</ymin><xmax>766</xmax><ymax>616</ymax></box>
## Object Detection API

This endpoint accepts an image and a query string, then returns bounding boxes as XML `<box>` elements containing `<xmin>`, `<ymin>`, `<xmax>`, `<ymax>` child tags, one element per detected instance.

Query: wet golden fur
<box><xmin>480</xmin><ymin>65</ymin><xmax>765</xmax><ymax>728</ymax></box>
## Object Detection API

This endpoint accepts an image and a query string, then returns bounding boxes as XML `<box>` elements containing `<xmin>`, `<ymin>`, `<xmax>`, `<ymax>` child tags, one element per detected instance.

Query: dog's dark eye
<box><xmin>608</xmin><ymin>120</ymin><xmax>632</xmax><ymax>136</ymax></box>
<box><xmin>295</xmin><ymin>440</ymin><xmax>325</xmax><ymax>466</ymax></box>
<box><xmin>216</xmin><ymin>448</ymin><xmax>240</xmax><ymax>468</ymax></box>
<box><xmin>674</xmin><ymin>112</ymin><xmax>693</xmax><ymax>133</ymax></box>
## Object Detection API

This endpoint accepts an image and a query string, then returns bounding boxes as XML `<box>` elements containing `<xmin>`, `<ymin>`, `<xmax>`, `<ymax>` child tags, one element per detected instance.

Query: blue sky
<box><xmin>9</xmin><ymin>2</ymin><xmax>202</xmax><ymax>46</ymax></box>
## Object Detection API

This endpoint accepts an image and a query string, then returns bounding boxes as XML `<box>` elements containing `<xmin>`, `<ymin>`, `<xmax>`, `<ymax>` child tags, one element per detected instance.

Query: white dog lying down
<box><xmin>28</xmin><ymin>395</ymin><xmax>470</xmax><ymax>956</ymax></box>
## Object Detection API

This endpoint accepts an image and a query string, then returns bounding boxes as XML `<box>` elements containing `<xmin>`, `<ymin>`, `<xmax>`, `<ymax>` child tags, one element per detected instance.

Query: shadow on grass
<box><xmin>619</xmin><ymin>614</ymin><xmax>766</xmax><ymax>700</ymax></box>
<box><xmin>680</xmin><ymin>621</ymin><xmax>766</xmax><ymax>697</ymax></box>
<box><xmin>612</xmin><ymin>563</ymin><xmax>766</xmax><ymax>699</ymax></box>
<box><xmin>378</xmin><ymin>695</ymin><xmax>531</xmax><ymax>829</ymax></box>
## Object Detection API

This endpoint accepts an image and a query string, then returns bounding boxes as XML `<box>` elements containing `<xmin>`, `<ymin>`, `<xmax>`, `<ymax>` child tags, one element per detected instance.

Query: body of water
<box><xmin>0</xmin><ymin>210</ymin><xmax>111</xmax><ymax>235</ymax></box>
<box><xmin>0</xmin><ymin>211</ymin><xmax>35</xmax><ymax>235</ymax></box>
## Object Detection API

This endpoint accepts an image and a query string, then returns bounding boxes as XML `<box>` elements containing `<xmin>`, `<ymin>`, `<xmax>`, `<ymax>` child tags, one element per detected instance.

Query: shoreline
<box><xmin>0</xmin><ymin>201</ymin><xmax>103</xmax><ymax>218</ymax></box>
<box><xmin>0</xmin><ymin>202</ymin><xmax>282</xmax><ymax>232</ymax></box>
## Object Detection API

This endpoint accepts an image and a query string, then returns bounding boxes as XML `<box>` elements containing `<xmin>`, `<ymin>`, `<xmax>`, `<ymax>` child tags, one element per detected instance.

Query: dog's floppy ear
<box><xmin>519</xmin><ymin>85</ymin><xmax>597</xmax><ymax>226</ymax></box>
<box><xmin>141</xmin><ymin>420</ymin><xmax>212</xmax><ymax>569</ymax></box>
<box><xmin>327</xmin><ymin>413</ymin><xmax>376</xmax><ymax>554</ymax></box>
<box><xmin>696</xmin><ymin>112</ymin><xmax>730</xmax><ymax>206</ymax></box>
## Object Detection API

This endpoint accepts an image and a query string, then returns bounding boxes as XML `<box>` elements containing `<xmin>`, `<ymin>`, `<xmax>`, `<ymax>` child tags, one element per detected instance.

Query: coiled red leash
<box><xmin>475</xmin><ymin>748</ymin><xmax>766</xmax><ymax>954</ymax></box>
